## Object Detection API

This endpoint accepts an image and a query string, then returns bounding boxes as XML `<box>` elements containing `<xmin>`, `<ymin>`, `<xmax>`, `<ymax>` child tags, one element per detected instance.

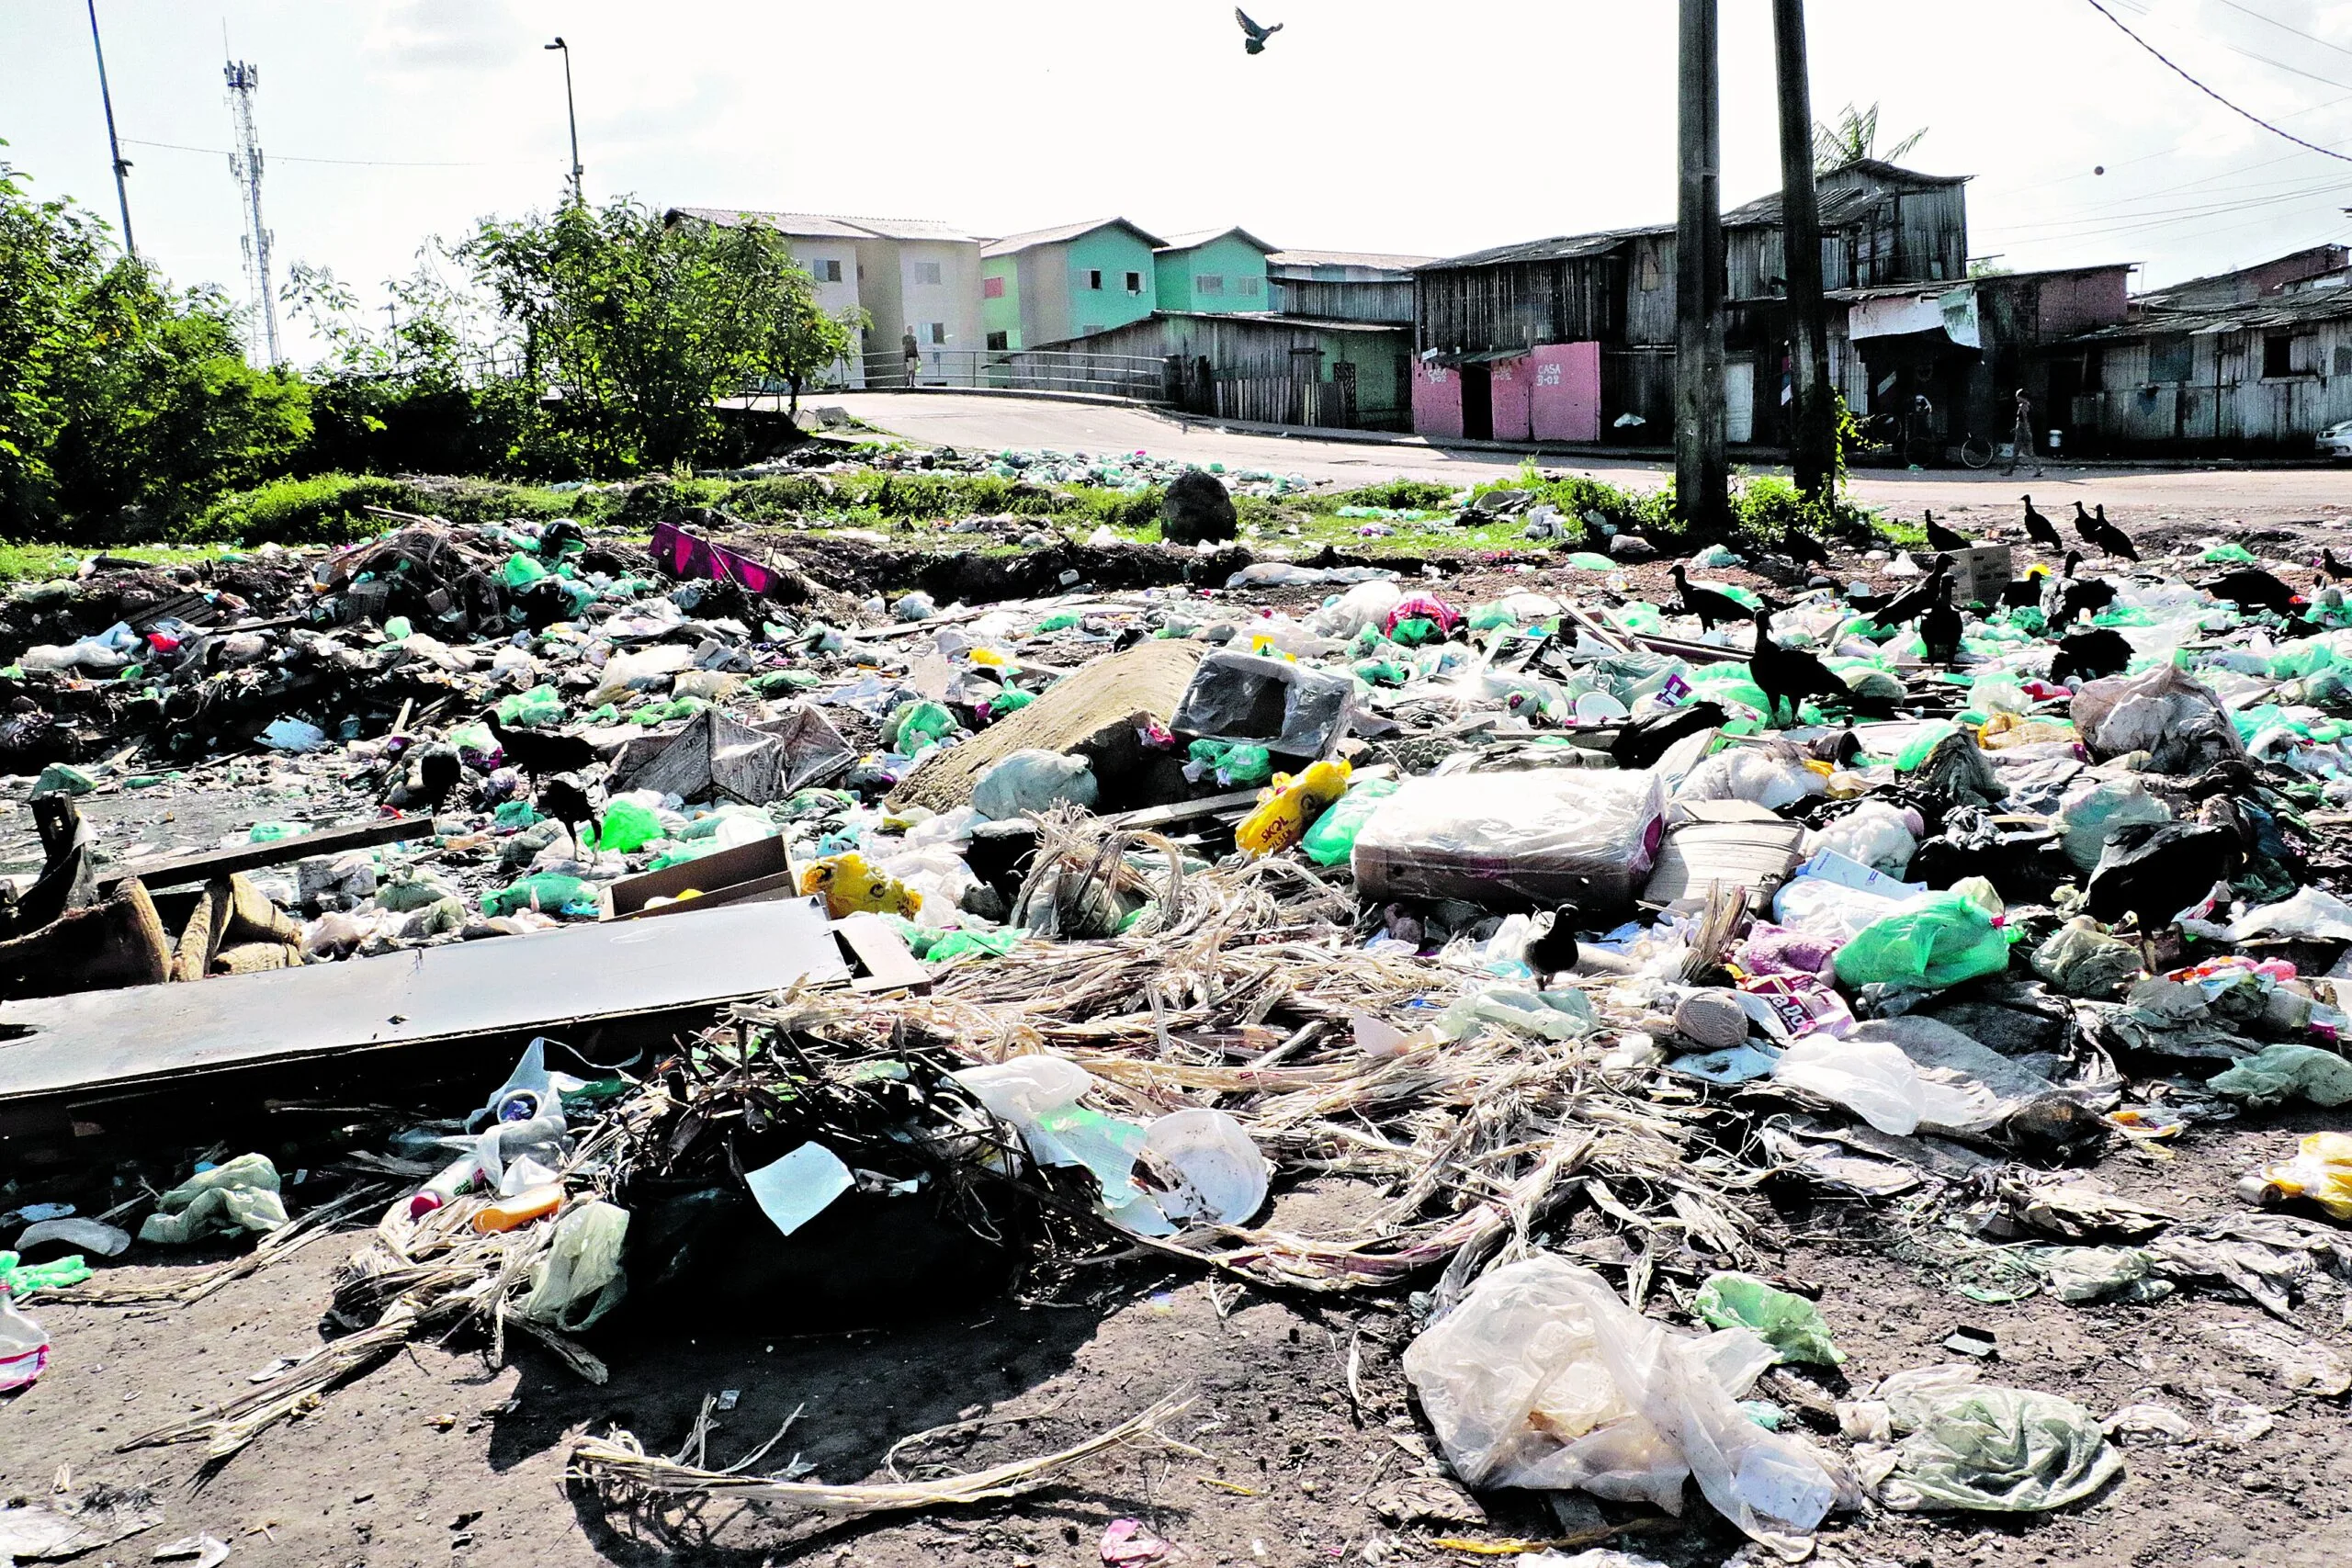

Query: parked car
<box><xmin>2321</xmin><ymin>419</ymin><xmax>2352</xmax><ymax>460</ymax></box>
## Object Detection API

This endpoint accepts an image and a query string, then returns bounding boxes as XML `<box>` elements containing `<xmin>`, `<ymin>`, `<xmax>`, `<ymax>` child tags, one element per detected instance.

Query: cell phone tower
<box><xmin>224</xmin><ymin>59</ymin><xmax>282</xmax><ymax>368</ymax></box>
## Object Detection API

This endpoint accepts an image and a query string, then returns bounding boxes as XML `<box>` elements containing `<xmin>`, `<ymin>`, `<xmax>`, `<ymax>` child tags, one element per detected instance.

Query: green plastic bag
<box><xmin>0</xmin><ymin>1249</ymin><xmax>93</xmax><ymax>1298</ymax></box>
<box><xmin>989</xmin><ymin>688</ymin><xmax>1036</xmax><ymax>717</ymax></box>
<box><xmin>2207</xmin><ymin>1043</ymin><xmax>2352</xmax><ymax>1108</ymax></box>
<box><xmin>595</xmin><ymin>798</ymin><xmax>664</xmax><ymax>853</ymax></box>
<box><xmin>884</xmin><ymin>699</ymin><xmax>956</xmax><ymax>752</ymax></box>
<box><xmin>1693</xmin><ymin>1271</ymin><xmax>1844</xmax><ymax>1364</ymax></box>
<box><xmin>483</xmin><ymin>873</ymin><xmax>590</xmax><ymax>918</ymax></box>
<box><xmin>1390</xmin><ymin>615</ymin><xmax>1441</xmax><ymax>648</ymax></box>
<box><xmin>2201</xmin><ymin>541</ymin><xmax>2258</xmax><ymax>564</ymax></box>
<box><xmin>492</xmin><ymin>799</ymin><xmax>542</xmax><ymax>829</ymax></box>
<box><xmin>1304</xmin><ymin>777</ymin><xmax>1400</xmax><ymax>866</ymax></box>
<box><xmin>247</xmin><ymin>821</ymin><xmax>311</xmax><ymax>843</ymax></box>
<box><xmin>1566</xmin><ymin>551</ymin><xmax>1616</xmax><ymax>570</ymax></box>
<box><xmin>1036</xmin><ymin>612</ymin><xmax>1082</xmax><ymax>633</ymax></box>
<box><xmin>1879</xmin><ymin>1383</ymin><xmax>2121</xmax><ymax>1513</ymax></box>
<box><xmin>1894</xmin><ymin>721</ymin><xmax>1961</xmax><ymax>773</ymax></box>
<box><xmin>497</xmin><ymin>685</ymin><xmax>565</xmax><ymax>728</ymax></box>
<box><xmin>500</xmin><ymin>552</ymin><xmax>549</xmax><ymax>587</ymax></box>
<box><xmin>1187</xmin><ymin>738</ymin><xmax>1272</xmax><ymax>786</ymax></box>
<box><xmin>1834</xmin><ymin>894</ymin><xmax>2013</xmax><ymax>989</ymax></box>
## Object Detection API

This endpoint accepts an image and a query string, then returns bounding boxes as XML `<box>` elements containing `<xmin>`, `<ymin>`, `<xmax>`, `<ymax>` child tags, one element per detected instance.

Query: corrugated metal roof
<box><xmin>980</xmin><ymin>217</ymin><xmax>1167</xmax><ymax>257</ymax></box>
<box><xmin>1156</xmin><ymin>226</ymin><xmax>1278</xmax><ymax>255</ymax></box>
<box><xmin>1419</xmin><ymin>231</ymin><xmax>1633</xmax><ymax>270</ymax></box>
<box><xmin>1266</xmin><ymin>248</ymin><xmax>1436</xmax><ymax>274</ymax></box>
<box><xmin>667</xmin><ymin>207</ymin><xmax>977</xmax><ymax>243</ymax></box>
<box><xmin>2073</xmin><ymin>283</ymin><xmax>2352</xmax><ymax>342</ymax></box>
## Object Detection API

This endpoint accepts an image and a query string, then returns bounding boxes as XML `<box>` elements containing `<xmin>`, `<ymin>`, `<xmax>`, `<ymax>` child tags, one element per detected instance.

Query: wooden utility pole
<box><xmin>1675</xmin><ymin>0</ymin><xmax>1727</xmax><ymax>532</ymax></box>
<box><xmin>1773</xmin><ymin>0</ymin><xmax>1836</xmax><ymax>505</ymax></box>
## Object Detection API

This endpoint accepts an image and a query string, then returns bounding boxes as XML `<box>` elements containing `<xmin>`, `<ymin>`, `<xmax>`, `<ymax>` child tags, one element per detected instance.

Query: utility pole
<box><xmin>225</xmin><ymin>60</ymin><xmax>282</xmax><ymax>368</ymax></box>
<box><xmin>1674</xmin><ymin>0</ymin><xmax>1728</xmax><ymax>532</ymax></box>
<box><xmin>1773</xmin><ymin>0</ymin><xmax>1836</xmax><ymax>506</ymax></box>
<box><xmin>546</xmin><ymin>38</ymin><xmax>584</xmax><ymax>205</ymax></box>
<box><xmin>85</xmin><ymin>0</ymin><xmax>135</xmax><ymax>261</ymax></box>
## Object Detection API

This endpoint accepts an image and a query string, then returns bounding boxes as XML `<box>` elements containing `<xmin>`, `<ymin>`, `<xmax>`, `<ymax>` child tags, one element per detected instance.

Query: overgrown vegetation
<box><xmin>1325</xmin><ymin>478</ymin><xmax>1459</xmax><ymax>512</ymax></box>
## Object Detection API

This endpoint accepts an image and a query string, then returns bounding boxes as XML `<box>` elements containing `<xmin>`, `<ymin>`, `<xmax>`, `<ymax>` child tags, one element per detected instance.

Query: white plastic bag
<box><xmin>1772</xmin><ymin>1033</ymin><xmax>1932</xmax><ymax>1135</ymax></box>
<box><xmin>588</xmin><ymin>643</ymin><xmax>695</xmax><ymax>704</ymax></box>
<box><xmin>2054</xmin><ymin>775</ymin><xmax>2169</xmax><ymax>874</ymax></box>
<box><xmin>1804</xmin><ymin>801</ymin><xmax>1920</xmax><ymax>877</ymax></box>
<box><xmin>1675</xmin><ymin>748</ymin><xmax>1826</xmax><ymax>817</ymax></box>
<box><xmin>971</xmin><ymin>750</ymin><xmax>1098</xmax><ymax>821</ymax></box>
<box><xmin>1307</xmin><ymin>579</ymin><xmax>1404</xmax><ymax>639</ymax></box>
<box><xmin>0</xmin><ymin>1293</ymin><xmax>48</xmax><ymax>1391</ymax></box>
<box><xmin>1402</xmin><ymin>1257</ymin><xmax>1840</xmax><ymax>1557</ymax></box>
<box><xmin>2070</xmin><ymin>663</ymin><xmax>2245</xmax><ymax>773</ymax></box>
<box><xmin>514</xmin><ymin>1200</ymin><xmax>630</xmax><ymax>1331</ymax></box>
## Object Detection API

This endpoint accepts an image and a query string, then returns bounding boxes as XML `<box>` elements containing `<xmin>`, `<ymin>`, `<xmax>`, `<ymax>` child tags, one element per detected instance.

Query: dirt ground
<box><xmin>7</xmin><ymin>461</ymin><xmax>2352</xmax><ymax>1568</ymax></box>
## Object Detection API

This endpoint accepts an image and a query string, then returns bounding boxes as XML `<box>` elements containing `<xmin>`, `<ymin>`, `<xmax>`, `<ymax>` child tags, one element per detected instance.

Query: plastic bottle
<box><xmin>408</xmin><ymin>1156</ymin><xmax>478</xmax><ymax>1219</ymax></box>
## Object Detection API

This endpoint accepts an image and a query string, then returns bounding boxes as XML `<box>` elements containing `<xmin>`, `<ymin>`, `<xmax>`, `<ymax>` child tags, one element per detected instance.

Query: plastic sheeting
<box><xmin>1353</xmin><ymin>769</ymin><xmax>1668</xmax><ymax>912</ymax></box>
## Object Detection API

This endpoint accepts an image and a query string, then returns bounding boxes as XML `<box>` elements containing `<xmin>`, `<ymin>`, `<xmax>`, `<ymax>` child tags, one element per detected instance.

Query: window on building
<box><xmin>1196</xmin><ymin>275</ymin><xmax>1225</xmax><ymax>296</ymax></box>
<box><xmin>1640</xmin><ymin>247</ymin><xmax>1662</xmax><ymax>292</ymax></box>
<box><xmin>1088</xmin><ymin>269</ymin><xmax>1104</xmax><ymax>290</ymax></box>
<box><xmin>1238</xmin><ymin>276</ymin><xmax>1262</xmax><ymax>297</ymax></box>
<box><xmin>926</xmin><ymin>322</ymin><xmax>947</xmax><ymax>344</ymax></box>
<box><xmin>986</xmin><ymin>331</ymin><xmax>1010</xmax><ymax>352</ymax></box>
<box><xmin>1125</xmin><ymin>271</ymin><xmax>1144</xmax><ymax>295</ymax></box>
<box><xmin>813</xmin><ymin>258</ymin><xmax>842</xmax><ymax>283</ymax></box>
<box><xmin>981</xmin><ymin>275</ymin><xmax>1006</xmax><ymax>299</ymax></box>
<box><xmin>2147</xmin><ymin>334</ymin><xmax>2192</xmax><ymax>383</ymax></box>
<box><xmin>2264</xmin><ymin>333</ymin><xmax>2298</xmax><ymax>378</ymax></box>
<box><xmin>911</xmin><ymin>260</ymin><xmax>944</xmax><ymax>286</ymax></box>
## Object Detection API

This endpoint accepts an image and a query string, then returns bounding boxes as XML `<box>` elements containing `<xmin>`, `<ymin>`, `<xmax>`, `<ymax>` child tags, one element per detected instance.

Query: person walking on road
<box><xmin>901</xmin><ymin>326</ymin><xmax>922</xmax><ymax>389</ymax></box>
<box><xmin>2005</xmin><ymin>387</ymin><xmax>2044</xmax><ymax>478</ymax></box>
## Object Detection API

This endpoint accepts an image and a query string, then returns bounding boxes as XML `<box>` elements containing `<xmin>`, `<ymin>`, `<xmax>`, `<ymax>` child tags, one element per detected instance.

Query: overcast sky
<box><xmin>6</xmin><ymin>0</ymin><xmax>2351</xmax><ymax>363</ymax></box>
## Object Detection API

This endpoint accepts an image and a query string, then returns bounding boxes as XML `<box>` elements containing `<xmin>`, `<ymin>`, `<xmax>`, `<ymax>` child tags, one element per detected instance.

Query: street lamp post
<box><xmin>85</xmin><ymin>0</ymin><xmax>135</xmax><ymax>259</ymax></box>
<box><xmin>544</xmin><ymin>38</ymin><xmax>583</xmax><ymax>205</ymax></box>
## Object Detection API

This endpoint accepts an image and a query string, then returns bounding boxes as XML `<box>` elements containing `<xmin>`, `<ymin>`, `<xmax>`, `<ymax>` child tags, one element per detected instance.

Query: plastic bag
<box><xmin>139</xmin><ymin>1154</ymin><xmax>290</xmax><ymax>1245</ymax></box>
<box><xmin>594</xmin><ymin>798</ymin><xmax>663</xmax><ymax>853</ymax></box>
<box><xmin>1876</xmin><ymin>1382</ymin><xmax>2122</xmax><ymax>1513</ymax></box>
<box><xmin>514</xmin><ymin>1200</ymin><xmax>631</xmax><ymax>1331</ymax></box>
<box><xmin>2070</xmin><ymin>663</ymin><xmax>2245</xmax><ymax>773</ymax></box>
<box><xmin>797</xmin><ymin>852</ymin><xmax>922</xmax><ymax>919</ymax></box>
<box><xmin>482</xmin><ymin>873</ymin><xmax>591</xmax><ymax>919</ymax></box>
<box><xmin>1804</xmin><ymin>801</ymin><xmax>1918</xmax><ymax>878</ymax></box>
<box><xmin>2208</xmin><ymin>1044</ymin><xmax>2352</xmax><ymax>1108</ymax></box>
<box><xmin>1772</xmin><ymin>1033</ymin><xmax>1936</xmax><ymax>1134</ymax></box>
<box><xmin>587</xmin><ymin>644</ymin><xmax>695</xmax><ymax>705</ymax></box>
<box><xmin>1236</xmin><ymin>760</ymin><xmax>1351</xmax><ymax>858</ymax></box>
<box><xmin>2039</xmin><ymin>1246</ymin><xmax>2172</xmax><ymax>1304</ymax></box>
<box><xmin>496</xmin><ymin>685</ymin><xmax>566</xmax><ymax>728</ymax></box>
<box><xmin>1353</xmin><ymin>768</ymin><xmax>1668</xmax><ymax>913</ymax></box>
<box><xmin>1400</xmin><ymin>1257</ymin><xmax>1840</xmax><ymax>1556</ymax></box>
<box><xmin>1677</xmin><ymin>748</ymin><xmax>1826</xmax><ymax>814</ymax></box>
<box><xmin>2245</xmin><ymin>1132</ymin><xmax>2352</xmax><ymax>1218</ymax></box>
<box><xmin>1693</xmin><ymin>1273</ymin><xmax>1844</xmax><ymax>1365</ymax></box>
<box><xmin>1186</xmin><ymin>738</ymin><xmax>1274</xmax><ymax>787</ymax></box>
<box><xmin>971</xmin><ymin>749</ymin><xmax>1098</xmax><ymax>820</ymax></box>
<box><xmin>2053</xmin><ymin>776</ymin><xmax>2169</xmax><ymax>874</ymax></box>
<box><xmin>1833</xmin><ymin>893</ymin><xmax>2011</xmax><ymax>990</ymax></box>
<box><xmin>1303</xmin><ymin>776</ymin><xmax>1399</xmax><ymax>866</ymax></box>
<box><xmin>0</xmin><ymin>1293</ymin><xmax>48</xmax><ymax>1392</ymax></box>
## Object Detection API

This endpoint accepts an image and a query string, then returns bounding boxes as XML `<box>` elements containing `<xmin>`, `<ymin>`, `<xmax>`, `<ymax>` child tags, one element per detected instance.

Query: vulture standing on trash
<box><xmin>2021</xmin><ymin>495</ymin><xmax>2063</xmax><ymax>550</ymax></box>
<box><xmin>410</xmin><ymin>744</ymin><xmax>464</xmax><ymax>815</ymax></box>
<box><xmin>2051</xmin><ymin>626</ymin><xmax>2133</xmax><ymax>687</ymax></box>
<box><xmin>1862</xmin><ymin>555</ymin><xmax>1950</xmax><ymax>631</ymax></box>
<box><xmin>484</xmin><ymin>709</ymin><xmax>601</xmax><ymax>782</ymax></box>
<box><xmin>536</xmin><ymin>776</ymin><xmax>603</xmax><ymax>861</ymax></box>
<box><xmin>2086</xmin><ymin>503</ymin><xmax>2140</xmax><ymax>562</ymax></box>
<box><xmin>2000</xmin><ymin>567</ymin><xmax>2048</xmax><ymax>610</ymax></box>
<box><xmin>1919</xmin><ymin>577</ymin><xmax>1963</xmax><ymax>664</ymax></box>
<box><xmin>1235</xmin><ymin>7</ymin><xmax>1283</xmax><ymax>51</ymax></box>
<box><xmin>1748</xmin><ymin>608</ymin><xmax>1848</xmax><ymax>727</ymax></box>
<box><xmin>2203</xmin><ymin>568</ymin><xmax>2304</xmax><ymax>618</ymax></box>
<box><xmin>1924</xmin><ymin>510</ymin><xmax>1969</xmax><ymax>553</ymax></box>
<box><xmin>1669</xmin><ymin>563</ymin><xmax>1752</xmax><ymax>633</ymax></box>
<box><xmin>2322</xmin><ymin>547</ymin><xmax>2352</xmax><ymax>583</ymax></box>
<box><xmin>2052</xmin><ymin>552</ymin><xmax>2118</xmax><ymax>626</ymax></box>
<box><xmin>1781</xmin><ymin>524</ymin><xmax>1831</xmax><ymax>569</ymax></box>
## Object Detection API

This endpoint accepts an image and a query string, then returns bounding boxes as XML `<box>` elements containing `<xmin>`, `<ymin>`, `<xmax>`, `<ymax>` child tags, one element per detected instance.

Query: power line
<box><xmin>2114</xmin><ymin>0</ymin><xmax>2352</xmax><ymax>92</ymax></box>
<box><xmin>119</xmin><ymin>136</ymin><xmax>502</xmax><ymax>169</ymax></box>
<box><xmin>2080</xmin><ymin>0</ymin><xmax>2352</xmax><ymax>162</ymax></box>
<box><xmin>2206</xmin><ymin>0</ymin><xmax>2352</xmax><ymax>62</ymax></box>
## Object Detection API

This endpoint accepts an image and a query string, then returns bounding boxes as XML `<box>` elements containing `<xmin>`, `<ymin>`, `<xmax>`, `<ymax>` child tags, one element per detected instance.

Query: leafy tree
<box><xmin>0</xmin><ymin>148</ymin><xmax>309</xmax><ymax>539</ymax></box>
<box><xmin>460</xmin><ymin>198</ymin><xmax>859</xmax><ymax>470</ymax></box>
<box><xmin>1814</xmin><ymin>102</ymin><xmax>1928</xmax><ymax>174</ymax></box>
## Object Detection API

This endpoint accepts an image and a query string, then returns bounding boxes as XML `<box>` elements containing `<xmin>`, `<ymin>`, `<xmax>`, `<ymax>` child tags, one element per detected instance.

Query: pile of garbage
<box><xmin>10</xmin><ymin>476</ymin><xmax>2352</xmax><ymax>1561</ymax></box>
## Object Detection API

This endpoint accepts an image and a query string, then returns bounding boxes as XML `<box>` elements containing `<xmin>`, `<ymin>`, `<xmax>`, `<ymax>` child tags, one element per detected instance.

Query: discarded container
<box><xmin>471</xmin><ymin>1182</ymin><xmax>565</xmax><ymax>1234</ymax></box>
<box><xmin>1352</xmin><ymin>768</ymin><xmax>1668</xmax><ymax>913</ymax></box>
<box><xmin>2240</xmin><ymin>1132</ymin><xmax>2352</xmax><ymax>1218</ymax></box>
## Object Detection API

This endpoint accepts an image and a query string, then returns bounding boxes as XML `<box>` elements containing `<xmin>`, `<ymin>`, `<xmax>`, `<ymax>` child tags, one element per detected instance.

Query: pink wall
<box><xmin>1411</xmin><ymin>361</ymin><xmax>1462</xmax><ymax>440</ymax></box>
<box><xmin>1528</xmin><ymin>342</ymin><xmax>1602</xmax><ymax>444</ymax></box>
<box><xmin>1487</xmin><ymin>355</ymin><xmax>1532</xmax><ymax>442</ymax></box>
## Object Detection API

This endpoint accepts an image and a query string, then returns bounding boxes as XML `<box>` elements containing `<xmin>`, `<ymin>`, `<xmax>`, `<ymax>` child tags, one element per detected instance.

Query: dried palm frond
<box><xmin>569</xmin><ymin>1391</ymin><xmax>1193</xmax><ymax>1523</ymax></box>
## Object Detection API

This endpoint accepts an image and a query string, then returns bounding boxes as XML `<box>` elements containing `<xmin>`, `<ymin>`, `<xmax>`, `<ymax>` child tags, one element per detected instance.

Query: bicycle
<box><xmin>1953</xmin><ymin>431</ymin><xmax>1995</xmax><ymax>469</ymax></box>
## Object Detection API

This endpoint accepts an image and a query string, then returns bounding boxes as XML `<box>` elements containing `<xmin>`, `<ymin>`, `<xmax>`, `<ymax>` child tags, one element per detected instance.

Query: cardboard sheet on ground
<box><xmin>0</xmin><ymin>897</ymin><xmax>848</xmax><ymax>1104</ymax></box>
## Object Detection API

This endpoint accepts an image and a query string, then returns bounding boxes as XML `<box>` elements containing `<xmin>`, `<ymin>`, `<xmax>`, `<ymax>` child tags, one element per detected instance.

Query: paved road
<box><xmin>826</xmin><ymin>392</ymin><xmax>2351</xmax><ymax>525</ymax></box>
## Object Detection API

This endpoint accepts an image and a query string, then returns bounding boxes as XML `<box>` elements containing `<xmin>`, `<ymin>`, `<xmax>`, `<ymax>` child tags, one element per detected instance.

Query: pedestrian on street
<box><xmin>901</xmin><ymin>326</ymin><xmax>922</xmax><ymax>389</ymax></box>
<box><xmin>2005</xmin><ymin>386</ymin><xmax>2044</xmax><ymax>477</ymax></box>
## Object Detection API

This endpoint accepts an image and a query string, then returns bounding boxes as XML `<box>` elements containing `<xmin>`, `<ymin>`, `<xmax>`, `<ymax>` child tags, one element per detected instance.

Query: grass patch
<box><xmin>185</xmin><ymin>473</ymin><xmax>417</xmax><ymax>546</ymax></box>
<box><xmin>0</xmin><ymin>541</ymin><xmax>233</xmax><ymax>585</ymax></box>
<box><xmin>1325</xmin><ymin>478</ymin><xmax>1460</xmax><ymax>512</ymax></box>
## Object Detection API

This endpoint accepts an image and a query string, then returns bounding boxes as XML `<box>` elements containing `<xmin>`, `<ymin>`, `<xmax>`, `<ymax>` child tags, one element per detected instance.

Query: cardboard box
<box><xmin>1909</xmin><ymin>544</ymin><xmax>2013</xmax><ymax>607</ymax></box>
<box><xmin>604</xmin><ymin>835</ymin><xmax>798</xmax><ymax>921</ymax></box>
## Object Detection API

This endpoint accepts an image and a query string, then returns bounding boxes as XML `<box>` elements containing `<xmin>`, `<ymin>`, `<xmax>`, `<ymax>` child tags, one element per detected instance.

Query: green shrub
<box><xmin>186</xmin><ymin>472</ymin><xmax>413</xmax><ymax>545</ymax></box>
<box><xmin>1326</xmin><ymin>478</ymin><xmax>1458</xmax><ymax>511</ymax></box>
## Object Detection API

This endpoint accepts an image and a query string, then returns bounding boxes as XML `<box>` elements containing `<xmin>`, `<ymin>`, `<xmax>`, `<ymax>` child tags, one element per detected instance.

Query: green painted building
<box><xmin>978</xmin><ymin>218</ymin><xmax>1165</xmax><ymax>351</ymax></box>
<box><xmin>1153</xmin><ymin>228</ymin><xmax>1276</xmax><ymax>314</ymax></box>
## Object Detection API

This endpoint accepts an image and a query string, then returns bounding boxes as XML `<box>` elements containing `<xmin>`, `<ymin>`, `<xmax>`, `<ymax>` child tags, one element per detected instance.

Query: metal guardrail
<box><xmin>858</xmin><ymin>348</ymin><xmax>1170</xmax><ymax>401</ymax></box>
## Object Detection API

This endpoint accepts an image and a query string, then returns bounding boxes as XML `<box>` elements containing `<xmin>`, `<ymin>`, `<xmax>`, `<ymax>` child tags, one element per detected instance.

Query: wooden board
<box><xmin>96</xmin><ymin>816</ymin><xmax>435</xmax><ymax>896</ymax></box>
<box><xmin>0</xmin><ymin>897</ymin><xmax>850</xmax><ymax>1105</ymax></box>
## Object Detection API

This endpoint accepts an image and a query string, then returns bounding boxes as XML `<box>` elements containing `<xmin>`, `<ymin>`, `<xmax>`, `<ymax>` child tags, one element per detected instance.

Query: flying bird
<box><xmin>1235</xmin><ymin>7</ymin><xmax>1283</xmax><ymax>52</ymax></box>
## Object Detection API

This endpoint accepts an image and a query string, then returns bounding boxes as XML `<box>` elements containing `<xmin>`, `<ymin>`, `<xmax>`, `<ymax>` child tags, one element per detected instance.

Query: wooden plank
<box><xmin>836</xmin><ymin>912</ymin><xmax>932</xmax><ymax>995</ymax></box>
<box><xmin>0</xmin><ymin>897</ymin><xmax>850</xmax><ymax>1105</ymax></box>
<box><xmin>96</xmin><ymin>816</ymin><xmax>435</xmax><ymax>895</ymax></box>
